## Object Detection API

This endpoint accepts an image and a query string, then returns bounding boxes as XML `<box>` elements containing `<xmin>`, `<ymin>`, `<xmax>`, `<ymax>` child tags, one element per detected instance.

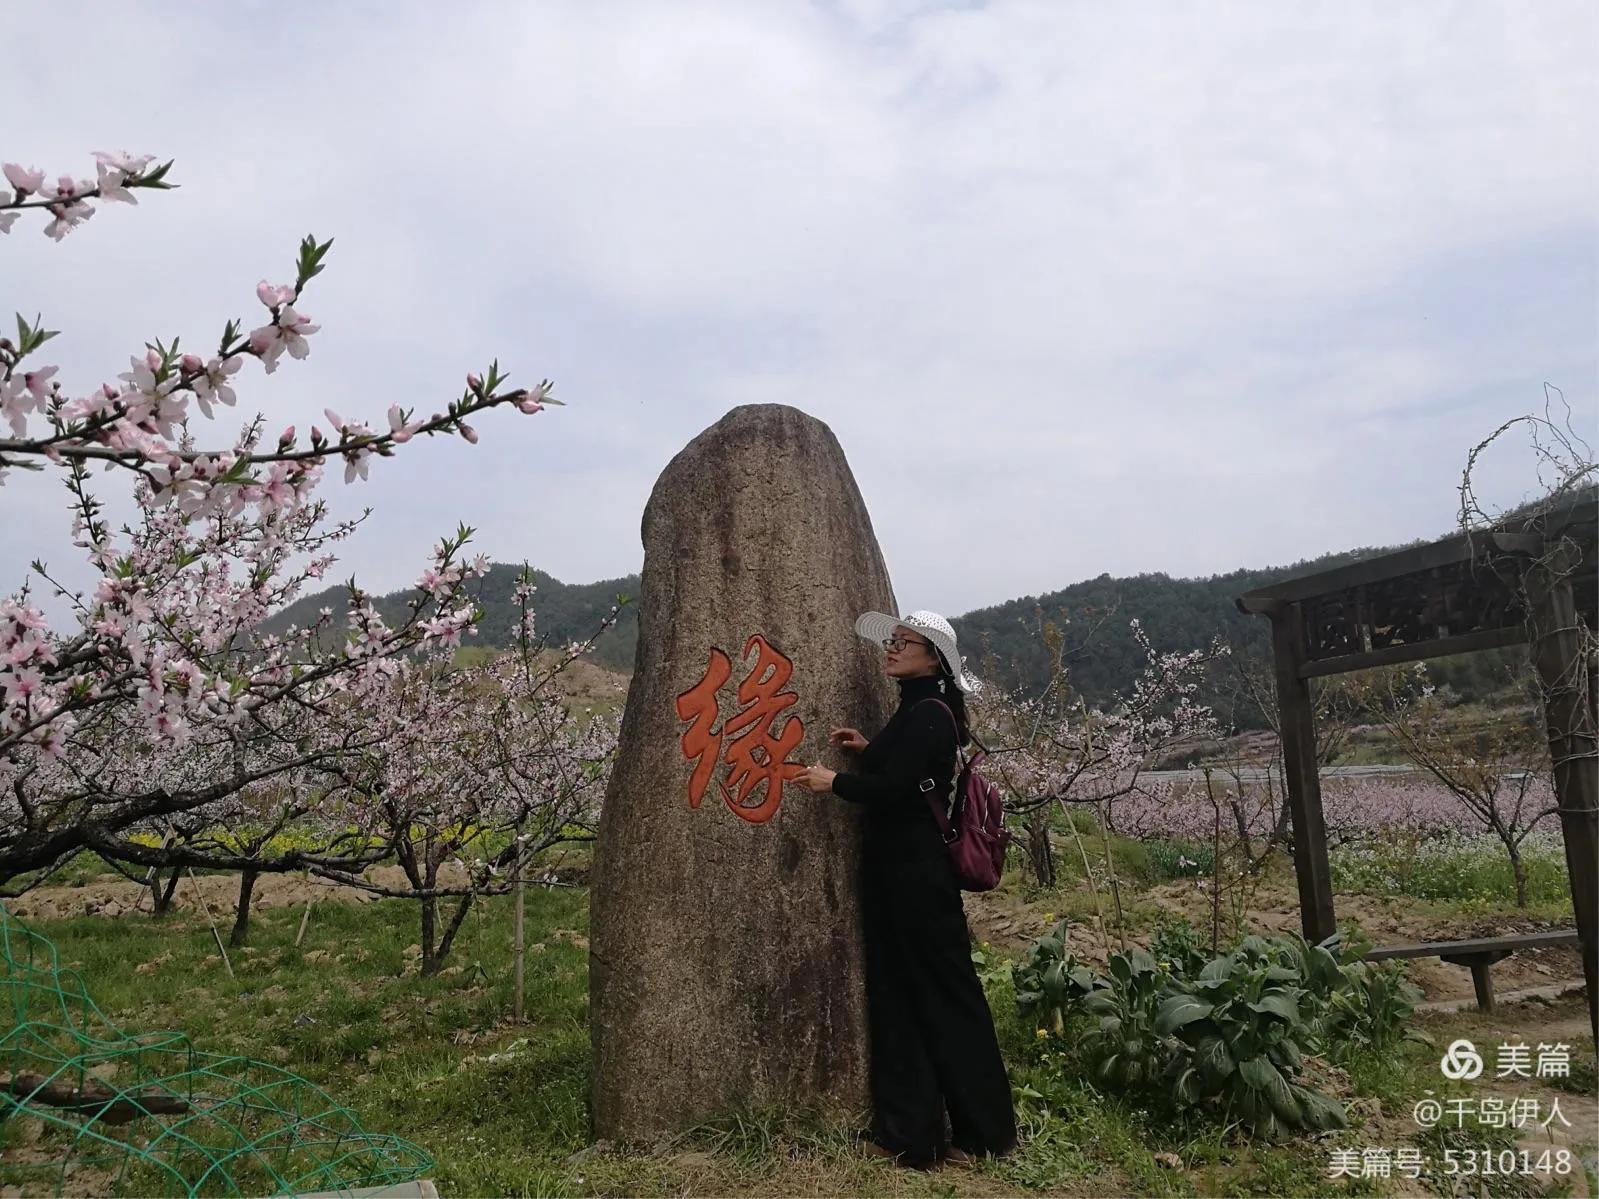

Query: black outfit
<box><xmin>831</xmin><ymin>674</ymin><xmax>1017</xmax><ymax>1166</ymax></box>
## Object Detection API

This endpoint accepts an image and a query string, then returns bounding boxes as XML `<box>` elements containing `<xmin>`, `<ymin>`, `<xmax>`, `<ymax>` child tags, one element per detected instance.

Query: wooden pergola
<box><xmin>1235</xmin><ymin>488</ymin><xmax>1597</xmax><ymax>1042</ymax></box>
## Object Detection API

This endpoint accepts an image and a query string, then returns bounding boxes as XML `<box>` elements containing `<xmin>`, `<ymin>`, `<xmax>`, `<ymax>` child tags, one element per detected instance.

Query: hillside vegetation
<box><xmin>271</xmin><ymin>532</ymin><xmax>1532</xmax><ymax>726</ymax></box>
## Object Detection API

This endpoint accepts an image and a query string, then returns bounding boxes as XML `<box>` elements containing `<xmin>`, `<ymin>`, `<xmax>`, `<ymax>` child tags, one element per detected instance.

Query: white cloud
<box><xmin>3</xmin><ymin>0</ymin><xmax>1593</xmax><ymax>623</ymax></box>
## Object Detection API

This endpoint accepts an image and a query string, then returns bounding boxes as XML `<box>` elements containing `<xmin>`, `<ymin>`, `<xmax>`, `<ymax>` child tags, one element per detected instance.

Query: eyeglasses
<box><xmin>882</xmin><ymin>636</ymin><xmax>931</xmax><ymax>652</ymax></box>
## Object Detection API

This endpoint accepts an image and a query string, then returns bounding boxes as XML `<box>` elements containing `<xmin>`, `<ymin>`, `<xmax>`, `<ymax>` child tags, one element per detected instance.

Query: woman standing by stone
<box><xmin>793</xmin><ymin>610</ymin><xmax>1017</xmax><ymax>1169</ymax></box>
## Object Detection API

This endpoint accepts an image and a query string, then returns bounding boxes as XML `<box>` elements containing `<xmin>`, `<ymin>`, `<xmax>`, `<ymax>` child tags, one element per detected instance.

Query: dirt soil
<box><xmin>1</xmin><ymin>863</ymin><xmax>475</xmax><ymax>923</ymax></box>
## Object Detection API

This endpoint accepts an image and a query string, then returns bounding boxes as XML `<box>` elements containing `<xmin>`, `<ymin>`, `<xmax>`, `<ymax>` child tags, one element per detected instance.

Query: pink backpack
<box><xmin>919</xmin><ymin>699</ymin><xmax>1011</xmax><ymax>892</ymax></box>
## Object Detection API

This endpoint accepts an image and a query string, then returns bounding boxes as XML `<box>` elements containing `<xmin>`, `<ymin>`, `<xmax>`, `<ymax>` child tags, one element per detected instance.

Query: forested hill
<box><xmin>265</xmin><ymin>565</ymin><xmax>644</xmax><ymax>673</ymax></box>
<box><xmin>269</xmin><ymin>534</ymin><xmax>1526</xmax><ymax>721</ymax></box>
<box><xmin>948</xmin><ymin>541</ymin><xmax>1525</xmax><ymax>725</ymax></box>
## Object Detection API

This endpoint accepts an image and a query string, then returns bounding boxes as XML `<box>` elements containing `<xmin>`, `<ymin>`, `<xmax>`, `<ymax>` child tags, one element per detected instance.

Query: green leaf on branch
<box><xmin>133</xmin><ymin>159</ymin><xmax>178</xmax><ymax>190</ymax></box>
<box><xmin>14</xmin><ymin>313</ymin><xmax>60</xmax><ymax>355</ymax></box>
<box><xmin>295</xmin><ymin>234</ymin><xmax>334</xmax><ymax>291</ymax></box>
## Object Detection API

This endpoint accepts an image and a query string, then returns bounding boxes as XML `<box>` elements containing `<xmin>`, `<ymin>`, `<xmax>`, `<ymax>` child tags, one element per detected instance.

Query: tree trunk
<box><xmin>150</xmin><ymin>866</ymin><xmax>181</xmax><ymax>916</ymax></box>
<box><xmin>1274</xmin><ymin>800</ymin><xmax>1295</xmax><ymax>859</ymax></box>
<box><xmin>1026</xmin><ymin>814</ymin><xmax>1055</xmax><ymax>888</ymax></box>
<box><xmin>229</xmin><ymin>868</ymin><xmax>258</xmax><ymax>947</ymax></box>
<box><xmin>419</xmin><ymin>891</ymin><xmax>439</xmax><ymax>976</ymax></box>
<box><xmin>1506</xmin><ymin>839</ymin><xmax>1528</xmax><ymax>908</ymax></box>
<box><xmin>435</xmin><ymin>893</ymin><xmax>475</xmax><ymax>968</ymax></box>
<box><xmin>419</xmin><ymin>842</ymin><xmax>444</xmax><ymax>977</ymax></box>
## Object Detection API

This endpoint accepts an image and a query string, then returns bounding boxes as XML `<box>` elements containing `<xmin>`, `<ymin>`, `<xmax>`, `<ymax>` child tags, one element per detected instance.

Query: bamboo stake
<box><xmin>1059</xmin><ymin>799</ymin><xmax>1111</xmax><ymax>954</ymax></box>
<box><xmin>513</xmin><ymin>834</ymin><xmax>527</xmax><ymax>1023</ymax></box>
<box><xmin>185</xmin><ymin>867</ymin><xmax>233</xmax><ymax>979</ymax></box>
<box><xmin>294</xmin><ymin>869</ymin><xmax>315</xmax><ymax>948</ymax></box>
<box><xmin>1098</xmin><ymin>817</ymin><xmax>1128</xmax><ymax>953</ymax></box>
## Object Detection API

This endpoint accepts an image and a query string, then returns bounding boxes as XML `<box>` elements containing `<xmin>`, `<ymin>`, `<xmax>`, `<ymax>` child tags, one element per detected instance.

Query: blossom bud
<box><xmin>145</xmin><ymin>348</ymin><xmax>162</xmax><ymax>371</ymax></box>
<box><xmin>279</xmin><ymin>425</ymin><xmax>295</xmax><ymax>447</ymax></box>
<box><xmin>459</xmin><ymin>423</ymin><xmax>478</xmax><ymax>445</ymax></box>
<box><xmin>386</xmin><ymin>405</ymin><xmax>413</xmax><ymax>443</ymax></box>
<box><xmin>310</xmin><ymin>425</ymin><xmax>324</xmax><ymax>445</ymax></box>
<box><xmin>180</xmin><ymin>353</ymin><xmax>202</xmax><ymax>373</ymax></box>
<box><xmin>517</xmin><ymin>398</ymin><xmax>544</xmax><ymax>415</ymax></box>
<box><xmin>467</xmin><ymin>373</ymin><xmax>482</xmax><ymax>391</ymax></box>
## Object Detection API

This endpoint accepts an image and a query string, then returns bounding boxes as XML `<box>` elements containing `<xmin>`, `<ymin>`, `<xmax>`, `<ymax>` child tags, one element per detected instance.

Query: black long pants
<box><xmin>861</xmin><ymin>821</ymin><xmax>1017</xmax><ymax>1165</ymax></box>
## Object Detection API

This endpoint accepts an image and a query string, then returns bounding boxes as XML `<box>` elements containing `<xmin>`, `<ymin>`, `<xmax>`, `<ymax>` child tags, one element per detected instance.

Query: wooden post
<box><xmin>1269</xmin><ymin>603</ymin><xmax>1336</xmax><ymax>944</ymax></box>
<box><xmin>1469</xmin><ymin>961</ymin><xmax>1495</xmax><ymax>1013</ymax></box>
<box><xmin>1525</xmin><ymin>546</ymin><xmax>1599</xmax><ymax>1046</ymax></box>
<box><xmin>513</xmin><ymin>835</ymin><xmax>526</xmax><ymax>1024</ymax></box>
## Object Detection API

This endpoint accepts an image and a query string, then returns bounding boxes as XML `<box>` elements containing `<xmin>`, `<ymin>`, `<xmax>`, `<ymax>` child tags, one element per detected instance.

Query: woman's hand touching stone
<box><xmin>792</xmin><ymin>765</ymin><xmax>837</xmax><ymax>793</ymax></box>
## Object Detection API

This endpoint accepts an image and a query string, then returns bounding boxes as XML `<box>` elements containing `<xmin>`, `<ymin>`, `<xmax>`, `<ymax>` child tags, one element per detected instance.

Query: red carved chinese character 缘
<box><xmin>673</xmin><ymin>634</ymin><xmax>805</xmax><ymax>824</ymax></box>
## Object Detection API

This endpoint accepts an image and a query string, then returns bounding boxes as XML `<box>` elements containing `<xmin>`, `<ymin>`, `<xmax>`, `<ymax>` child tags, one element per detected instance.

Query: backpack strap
<box><xmin>913</xmin><ymin>697</ymin><xmax>961</xmax><ymax>844</ymax></box>
<box><xmin>915</xmin><ymin>697</ymin><xmax>964</xmax><ymax>762</ymax></box>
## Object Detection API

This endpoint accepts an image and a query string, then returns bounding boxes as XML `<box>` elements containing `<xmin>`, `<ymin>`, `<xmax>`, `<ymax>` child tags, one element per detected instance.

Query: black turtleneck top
<box><xmin>830</xmin><ymin>675</ymin><xmax>958</xmax><ymax>817</ymax></box>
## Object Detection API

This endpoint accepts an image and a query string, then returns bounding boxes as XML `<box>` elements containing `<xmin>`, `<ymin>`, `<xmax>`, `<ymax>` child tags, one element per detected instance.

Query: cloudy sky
<box><xmin>4</xmin><ymin>0</ymin><xmax>1594</xmax><ymax>619</ymax></box>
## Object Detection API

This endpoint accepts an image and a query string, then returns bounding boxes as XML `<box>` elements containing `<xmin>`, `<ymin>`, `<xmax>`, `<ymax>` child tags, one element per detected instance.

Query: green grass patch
<box><xmin>16</xmin><ymin>883</ymin><xmax>1560</xmax><ymax>1197</ymax></box>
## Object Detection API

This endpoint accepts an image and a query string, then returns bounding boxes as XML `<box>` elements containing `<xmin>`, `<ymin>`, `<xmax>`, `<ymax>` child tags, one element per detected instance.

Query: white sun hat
<box><xmin>853</xmin><ymin>609</ymin><xmax>981</xmax><ymax>694</ymax></box>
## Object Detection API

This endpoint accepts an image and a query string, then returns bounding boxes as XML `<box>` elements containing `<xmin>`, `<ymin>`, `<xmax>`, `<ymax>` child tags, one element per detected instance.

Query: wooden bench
<box><xmin>1365</xmin><ymin>930</ymin><xmax>1582</xmax><ymax>1012</ymax></box>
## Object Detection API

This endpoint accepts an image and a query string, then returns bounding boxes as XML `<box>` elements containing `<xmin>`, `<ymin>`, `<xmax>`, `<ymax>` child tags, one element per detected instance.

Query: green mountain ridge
<box><xmin>265</xmin><ymin>566</ymin><xmax>643</xmax><ymax>673</ymax></box>
<box><xmin>267</xmin><ymin>528</ymin><xmax>1528</xmax><ymax>726</ymax></box>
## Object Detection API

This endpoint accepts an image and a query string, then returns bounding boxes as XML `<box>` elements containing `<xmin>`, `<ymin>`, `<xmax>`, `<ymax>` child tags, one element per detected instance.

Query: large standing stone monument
<box><xmin>590</xmin><ymin>404</ymin><xmax>899</xmax><ymax>1141</ymax></box>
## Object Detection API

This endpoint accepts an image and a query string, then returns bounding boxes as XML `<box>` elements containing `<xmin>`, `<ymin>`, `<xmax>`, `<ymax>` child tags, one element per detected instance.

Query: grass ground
<box><xmin>5</xmin><ymin>865</ymin><xmax>1593</xmax><ymax>1198</ymax></box>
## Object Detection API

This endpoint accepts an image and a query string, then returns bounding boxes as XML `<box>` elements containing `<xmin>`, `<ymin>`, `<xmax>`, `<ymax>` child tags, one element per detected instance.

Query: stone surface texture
<box><xmin>590</xmin><ymin>404</ymin><xmax>898</xmax><ymax>1141</ymax></box>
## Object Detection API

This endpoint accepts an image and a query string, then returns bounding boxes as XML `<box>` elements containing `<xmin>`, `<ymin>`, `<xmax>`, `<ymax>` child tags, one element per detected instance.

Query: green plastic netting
<box><xmin>0</xmin><ymin>902</ymin><xmax>433</xmax><ymax>1197</ymax></box>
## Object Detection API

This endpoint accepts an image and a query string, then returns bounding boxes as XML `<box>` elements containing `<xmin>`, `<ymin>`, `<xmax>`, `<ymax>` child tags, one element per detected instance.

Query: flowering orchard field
<box><xmin>1112</xmin><ymin>774</ymin><xmax>1557</xmax><ymax>845</ymax></box>
<box><xmin>1105</xmin><ymin>773</ymin><xmax>1571</xmax><ymax>907</ymax></box>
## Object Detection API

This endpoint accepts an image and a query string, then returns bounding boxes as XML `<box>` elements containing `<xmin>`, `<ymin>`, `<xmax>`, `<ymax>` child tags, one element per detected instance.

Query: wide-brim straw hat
<box><xmin>854</xmin><ymin>609</ymin><xmax>980</xmax><ymax>694</ymax></box>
